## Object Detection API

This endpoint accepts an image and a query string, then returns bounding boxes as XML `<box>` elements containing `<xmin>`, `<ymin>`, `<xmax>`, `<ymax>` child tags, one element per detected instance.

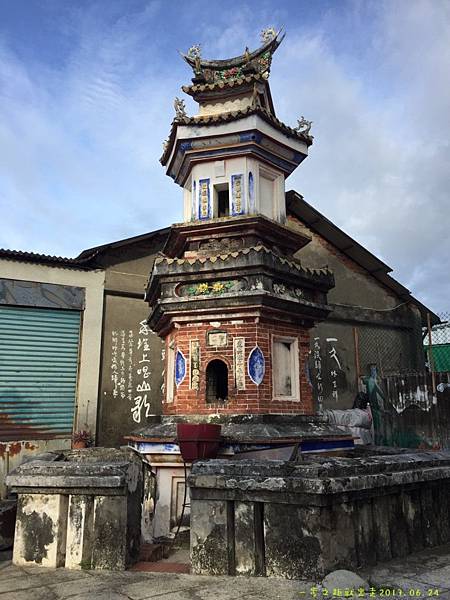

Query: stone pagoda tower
<box><xmin>146</xmin><ymin>29</ymin><xmax>335</xmax><ymax>417</ymax></box>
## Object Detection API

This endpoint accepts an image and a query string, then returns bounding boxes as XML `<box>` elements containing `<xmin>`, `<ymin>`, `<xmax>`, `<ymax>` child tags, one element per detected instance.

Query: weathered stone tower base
<box><xmin>189</xmin><ymin>449</ymin><xmax>450</xmax><ymax>579</ymax></box>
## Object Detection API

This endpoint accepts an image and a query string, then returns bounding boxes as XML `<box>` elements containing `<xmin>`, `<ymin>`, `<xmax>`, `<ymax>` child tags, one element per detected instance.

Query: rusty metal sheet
<box><xmin>0</xmin><ymin>278</ymin><xmax>85</xmax><ymax>310</ymax></box>
<box><xmin>0</xmin><ymin>306</ymin><xmax>81</xmax><ymax>441</ymax></box>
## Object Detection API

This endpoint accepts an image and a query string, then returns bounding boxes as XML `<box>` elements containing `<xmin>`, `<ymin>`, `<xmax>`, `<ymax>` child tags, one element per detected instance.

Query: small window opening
<box><xmin>273</xmin><ymin>337</ymin><xmax>299</xmax><ymax>399</ymax></box>
<box><xmin>206</xmin><ymin>359</ymin><xmax>228</xmax><ymax>403</ymax></box>
<box><xmin>217</xmin><ymin>189</ymin><xmax>230</xmax><ymax>217</ymax></box>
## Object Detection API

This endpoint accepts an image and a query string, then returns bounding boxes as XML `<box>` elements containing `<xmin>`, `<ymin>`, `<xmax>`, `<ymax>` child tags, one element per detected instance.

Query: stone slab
<box><xmin>91</xmin><ymin>496</ymin><xmax>127</xmax><ymax>570</ymax></box>
<box><xmin>13</xmin><ymin>493</ymin><xmax>68</xmax><ymax>568</ymax></box>
<box><xmin>190</xmin><ymin>499</ymin><xmax>231</xmax><ymax>576</ymax></box>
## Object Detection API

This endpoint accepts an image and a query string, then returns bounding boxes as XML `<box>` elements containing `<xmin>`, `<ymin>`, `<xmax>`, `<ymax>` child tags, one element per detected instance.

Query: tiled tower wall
<box><xmin>163</xmin><ymin>318</ymin><xmax>313</xmax><ymax>415</ymax></box>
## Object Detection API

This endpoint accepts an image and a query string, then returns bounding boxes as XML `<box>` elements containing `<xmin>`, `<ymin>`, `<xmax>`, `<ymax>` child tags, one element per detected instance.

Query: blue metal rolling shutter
<box><xmin>0</xmin><ymin>306</ymin><xmax>81</xmax><ymax>440</ymax></box>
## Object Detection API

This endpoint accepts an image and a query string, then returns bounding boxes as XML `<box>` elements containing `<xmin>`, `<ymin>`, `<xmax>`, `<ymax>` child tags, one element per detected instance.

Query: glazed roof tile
<box><xmin>161</xmin><ymin>105</ymin><xmax>312</xmax><ymax>165</ymax></box>
<box><xmin>154</xmin><ymin>244</ymin><xmax>333</xmax><ymax>283</ymax></box>
<box><xmin>181</xmin><ymin>73</ymin><xmax>266</xmax><ymax>95</ymax></box>
<box><xmin>181</xmin><ymin>31</ymin><xmax>284</xmax><ymax>84</ymax></box>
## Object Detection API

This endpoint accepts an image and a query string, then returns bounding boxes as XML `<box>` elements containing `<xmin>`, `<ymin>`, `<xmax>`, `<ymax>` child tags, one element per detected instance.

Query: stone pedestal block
<box><xmin>6</xmin><ymin>448</ymin><xmax>142</xmax><ymax>571</ymax></box>
<box><xmin>188</xmin><ymin>450</ymin><xmax>450</xmax><ymax>579</ymax></box>
<box><xmin>13</xmin><ymin>493</ymin><xmax>68</xmax><ymax>568</ymax></box>
<box><xmin>92</xmin><ymin>496</ymin><xmax>127</xmax><ymax>570</ymax></box>
<box><xmin>191</xmin><ymin>498</ymin><xmax>231</xmax><ymax>576</ymax></box>
<box><xmin>234</xmin><ymin>501</ymin><xmax>264</xmax><ymax>576</ymax></box>
<box><xmin>66</xmin><ymin>495</ymin><xmax>94</xmax><ymax>569</ymax></box>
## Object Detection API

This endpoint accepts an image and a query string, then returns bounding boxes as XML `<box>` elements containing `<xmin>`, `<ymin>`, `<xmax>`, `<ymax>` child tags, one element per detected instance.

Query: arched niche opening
<box><xmin>206</xmin><ymin>359</ymin><xmax>228</xmax><ymax>403</ymax></box>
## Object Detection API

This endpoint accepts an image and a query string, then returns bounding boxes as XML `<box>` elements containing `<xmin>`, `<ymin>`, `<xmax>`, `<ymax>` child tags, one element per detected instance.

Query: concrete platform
<box><xmin>0</xmin><ymin>543</ymin><xmax>450</xmax><ymax>599</ymax></box>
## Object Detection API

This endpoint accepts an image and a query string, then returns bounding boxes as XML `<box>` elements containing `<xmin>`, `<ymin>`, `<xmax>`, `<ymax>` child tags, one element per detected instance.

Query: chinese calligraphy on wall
<box><xmin>110</xmin><ymin>319</ymin><xmax>157</xmax><ymax>425</ymax></box>
<box><xmin>311</xmin><ymin>336</ymin><xmax>343</xmax><ymax>410</ymax></box>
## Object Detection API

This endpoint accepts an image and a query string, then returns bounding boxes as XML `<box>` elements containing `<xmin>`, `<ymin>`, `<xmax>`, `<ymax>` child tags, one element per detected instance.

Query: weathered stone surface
<box><xmin>234</xmin><ymin>501</ymin><xmax>257</xmax><ymax>576</ymax></box>
<box><xmin>92</xmin><ymin>496</ymin><xmax>127</xmax><ymax>570</ymax></box>
<box><xmin>436</xmin><ymin>483</ymin><xmax>450</xmax><ymax>545</ymax></box>
<box><xmin>65</xmin><ymin>495</ymin><xmax>94</xmax><ymax>569</ymax></box>
<box><xmin>190</xmin><ymin>499</ymin><xmax>231</xmax><ymax>576</ymax></box>
<box><xmin>131</xmin><ymin>413</ymin><xmax>350</xmax><ymax>443</ymax></box>
<box><xmin>264</xmin><ymin>503</ymin><xmax>323</xmax><ymax>579</ymax></box>
<box><xmin>7</xmin><ymin>448</ymin><xmax>142</xmax><ymax>571</ymax></box>
<box><xmin>421</xmin><ymin>487</ymin><xmax>440</xmax><ymax>548</ymax></box>
<box><xmin>403</xmin><ymin>489</ymin><xmax>424</xmax><ymax>553</ymax></box>
<box><xmin>188</xmin><ymin>450</ymin><xmax>450</xmax><ymax>579</ymax></box>
<box><xmin>13</xmin><ymin>493</ymin><xmax>68</xmax><ymax>568</ymax></box>
<box><xmin>323</xmin><ymin>501</ymin><xmax>357</xmax><ymax>571</ymax></box>
<box><xmin>0</xmin><ymin>500</ymin><xmax>16</xmax><ymax>550</ymax></box>
<box><xmin>322</xmin><ymin>569</ymin><xmax>369</xmax><ymax>591</ymax></box>
<box><xmin>389</xmin><ymin>493</ymin><xmax>410</xmax><ymax>559</ymax></box>
<box><xmin>353</xmin><ymin>499</ymin><xmax>376</xmax><ymax>567</ymax></box>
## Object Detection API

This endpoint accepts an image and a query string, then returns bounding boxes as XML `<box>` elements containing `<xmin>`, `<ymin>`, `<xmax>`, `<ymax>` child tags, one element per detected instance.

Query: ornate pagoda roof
<box><xmin>180</xmin><ymin>28</ymin><xmax>285</xmax><ymax>86</ymax></box>
<box><xmin>160</xmin><ymin>104</ymin><xmax>313</xmax><ymax>167</ymax></box>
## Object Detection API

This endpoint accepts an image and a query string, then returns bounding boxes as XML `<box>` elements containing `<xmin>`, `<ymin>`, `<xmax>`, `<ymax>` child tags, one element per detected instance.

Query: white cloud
<box><xmin>0</xmin><ymin>1</ymin><xmax>449</xmax><ymax>312</ymax></box>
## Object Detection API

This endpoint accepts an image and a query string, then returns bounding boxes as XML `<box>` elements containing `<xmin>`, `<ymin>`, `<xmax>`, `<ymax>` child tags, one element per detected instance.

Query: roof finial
<box><xmin>186</xmin><ymin>44</ymin><xmax>201</xmax><ymax>60</ymax></box>
<box><xmin>174</xmin><ymin>97</ymin><xmax>187</xmax><ymax>120</ymax></box>
<box><xmin>295</xmin><ymin>116</ymin><xmax>313</xmax><ymax>140</ymax></box>
<box><xmin>260</xmin><ymin>27</ymin><xmax>277</xmax><ymax>44</ymax></box>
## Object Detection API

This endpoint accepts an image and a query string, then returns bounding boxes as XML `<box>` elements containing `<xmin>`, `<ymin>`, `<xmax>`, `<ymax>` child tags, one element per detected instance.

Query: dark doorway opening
<box><xmin>206</xmin><ymin>359</ymin><xmax>228</xmax><ymax>403</ymax></box>
<box><xmin>217</xmin><ymin>189</ymin><xmax>230</xmax><ymax>217</ymax></box>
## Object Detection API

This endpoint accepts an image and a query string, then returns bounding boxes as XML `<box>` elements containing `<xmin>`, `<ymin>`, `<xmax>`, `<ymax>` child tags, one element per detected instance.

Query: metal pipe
<box><xmin>353</xmin><ymin>326</ymin><xmax>361</xmax><ymax>389</ymax></box>
<box><xmin>427</xmin><ymin>312</ymin><xmax>436</xmax><ymax>395</ymax></box>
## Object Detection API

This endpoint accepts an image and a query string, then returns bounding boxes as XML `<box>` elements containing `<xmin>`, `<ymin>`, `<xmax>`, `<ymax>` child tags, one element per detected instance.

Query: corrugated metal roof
<box><xmin>0</xmin><ymin>248</ymin><xmax>93</xmax><ymax>270</ymax></box>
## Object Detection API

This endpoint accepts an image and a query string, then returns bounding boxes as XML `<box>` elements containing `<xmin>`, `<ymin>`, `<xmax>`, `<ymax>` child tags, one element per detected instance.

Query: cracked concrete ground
<box><xmin>0</xmin><ymin>543</ymin><xmax>449</xmax><ymax>600</ymax></box>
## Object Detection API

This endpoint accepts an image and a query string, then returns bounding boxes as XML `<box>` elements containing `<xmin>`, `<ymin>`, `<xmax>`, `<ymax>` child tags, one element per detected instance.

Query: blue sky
<box><xmin>1</xmin><ymin>0</ymin><xmax>449</xmax><ymax>311</ymax></box>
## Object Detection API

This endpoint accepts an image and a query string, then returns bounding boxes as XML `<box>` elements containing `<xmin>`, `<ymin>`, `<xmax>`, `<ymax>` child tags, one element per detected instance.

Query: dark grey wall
<box><xmin>287</xmin><ymin>214</ymin><xmax>425</xmax><ymax>410</ymax></box>
<box><xmin>95</xmin><ymin>238</ymin><xmax>165</xmax><ymax>447</ymax></box>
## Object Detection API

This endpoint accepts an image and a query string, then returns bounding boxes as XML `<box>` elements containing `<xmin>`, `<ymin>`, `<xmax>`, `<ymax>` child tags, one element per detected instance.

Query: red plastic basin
<box><xmin>176</xmin><ymin>423</ymin><xmax>221</xmax><ymax>462</ymax></box>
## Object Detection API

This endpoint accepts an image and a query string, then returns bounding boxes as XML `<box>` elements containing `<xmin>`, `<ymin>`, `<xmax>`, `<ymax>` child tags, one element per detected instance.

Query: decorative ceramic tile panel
<box><xmin>233</xmin><ymin>337</ymin><xmax>246</xmax><ymax>390</ymax></box>
<box><xmin>231</xmin><ymin>174</ymin><xmax>245</xmax><ymax>215</ymax></box>
<box><xmin>248</xmin><ymin>171</ymin><xmax>255</xmax><ymax>213</ymax></box>
<box><xmin>198</xmin><ymin>178</ymin><xmax>210</xmax><ymax>220</ymax></box>
<box><xmin>190</xmin><ymin>340</ymin><xmax>200</xmax><ymax>390</ymax></box>
<box><xmin>175</xmin><ymin>349</ymin><xmax>186</xmax><ymax>387</ymax></box>
<box><xmin>248</xmin><ymin>345</ymin><xmax>265</xmax><ymax>385</ymax></box>
<box><xmin>192</xmin><ymin>180</ymin><xmax>197</xmax><ymax>221</ymax></box>
<box><xmin>207</xmin><ymin>331</ymin><xmax>227</xmax><ymax>347</ymax></box>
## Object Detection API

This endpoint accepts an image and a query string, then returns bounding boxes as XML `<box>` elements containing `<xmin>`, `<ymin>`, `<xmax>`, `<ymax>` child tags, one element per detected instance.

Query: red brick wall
<box><xmin>163</xmin><ymin>318</ymin><xmax>314</xmax><ymax>415</ymax></box>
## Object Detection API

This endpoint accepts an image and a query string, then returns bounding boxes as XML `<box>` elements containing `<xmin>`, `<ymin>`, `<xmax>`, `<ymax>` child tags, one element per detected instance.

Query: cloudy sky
<box><xmin>1</xmin><ymin>0</ymin><xmax>449</xmax><ymax>311</ymax></box>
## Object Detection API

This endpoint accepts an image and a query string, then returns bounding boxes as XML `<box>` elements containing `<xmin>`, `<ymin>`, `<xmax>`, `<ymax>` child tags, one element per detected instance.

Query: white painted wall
<box><xmin>184</xmin><ymin>155</ymin><xmax>285</xmax><ymax>224</ymax></box>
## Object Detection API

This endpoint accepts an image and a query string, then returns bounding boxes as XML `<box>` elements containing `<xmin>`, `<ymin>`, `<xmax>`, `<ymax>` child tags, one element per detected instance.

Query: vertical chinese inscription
<box><xmin>190</xmin><ymin>340</ymin><xmax>200</xmax><ymax>390</ymax></box>
<box><xmin>119</xmin><ymin>330</ymin><xmax>126</xmax><ymax>400</ymax></box>
<box><xmin>131</xmin><ymin>320</ymin><xmax>152</xmax><ymax>423</ymax></box>
<box><xmin>313</xmin><ymin>336</ymin><xmax>324</xmax><ymax>412</ymax></box>
<box><xmin>127</xmin><ymin>329</ymin><xmax>134</xmax><ymax>403</ymax></box>
<box><xmin>199</xmin><ymin>178</ymin><xmax>210</xmax><ymax>220</ymax></box>
<box><xmin>111</xmin><ymin>330</ymin><xmax>119</xmax><ymax>399</ymax></box>
<box><xmin>233</xmin><ymin>337</ymin><xmax>246</xmax><ymax>390</ymax></box>
<box><xmin>326</xmin><ymin>337</ymin><xmax>341</xmax><ymax>403</ymax></box>
<box><xmin>231</xmin><ymin>174</ymin><xmax>245</xmax><ymax>216</ymax></box>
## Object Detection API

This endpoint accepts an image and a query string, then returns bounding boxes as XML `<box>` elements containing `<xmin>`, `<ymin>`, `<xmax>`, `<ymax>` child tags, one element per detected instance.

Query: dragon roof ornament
<box><xmin>180</xmin><ymin>28</ymin><xmax>285</xmax><ymax>85</ymax></box>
